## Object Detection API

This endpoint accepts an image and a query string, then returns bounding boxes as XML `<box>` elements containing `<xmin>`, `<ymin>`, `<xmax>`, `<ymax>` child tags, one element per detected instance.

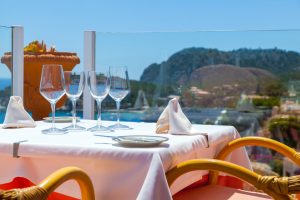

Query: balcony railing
<box><xmin>89</xmin><ymin>30</ymin><xmax>300</xmax><ymax>170</ymax></box>
<box><xmin>2</xmin><ymin>29</ymin><xmax>300</xmax><ymax>175</ymax></box>
<box><xmin>0</xmin><ymin>27</ymin><xmax>300</xmax><ymax>172</ymax></box>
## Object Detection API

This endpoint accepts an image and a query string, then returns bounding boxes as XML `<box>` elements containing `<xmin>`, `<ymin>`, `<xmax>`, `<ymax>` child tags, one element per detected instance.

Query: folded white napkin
<box><xmin>155</xmin><ymin>98</ymin><xmax>196</xmax><ymax>134</ymax></box>
<box><xmin>2</xmin><ymin>96</ymin><xmax>36</xmax><ymax>128</ymax></box>
<box><xmin>156</xmin><ymin>98</ymin><xmax>209</xmax><ymax>147</ymax></box>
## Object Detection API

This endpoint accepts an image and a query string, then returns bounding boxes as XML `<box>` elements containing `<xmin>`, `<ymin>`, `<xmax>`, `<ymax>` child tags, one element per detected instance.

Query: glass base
<box><xmin>41</xmin><ymin>127</ymin><xmax>68</xmax><ymax>135</ymax></box>
<box><xmin>88</xmin><ymin>125</ymin><xmax>112</xmax><ymax>132</ymax></box>
<box><xmin>63</xmin><ymin>124</ymin><xmax>86</xmax><ymax>131</ymax></box>
<box><xmin>108</xmin><ymin>123</ymin><xmax>132</xmax><ymax>130</ymax></box>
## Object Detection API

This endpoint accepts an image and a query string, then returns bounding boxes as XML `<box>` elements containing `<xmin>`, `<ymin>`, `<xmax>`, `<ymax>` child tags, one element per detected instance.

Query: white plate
<box><xmin>113</xmin><ymin>135</ymin><xmax>169</xmax><ymax>147</ymax></box>
<box><xmin>43</xmin><ymin>117</ymin><xmax>79</xmax><ymax>123</ymax></box>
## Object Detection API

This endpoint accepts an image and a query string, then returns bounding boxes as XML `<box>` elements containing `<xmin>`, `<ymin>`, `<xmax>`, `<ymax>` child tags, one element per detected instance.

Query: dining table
<box><xmin>0</xmin><ymin>120</ymin><xmax>251</xmax><ymax>200</ymax></box>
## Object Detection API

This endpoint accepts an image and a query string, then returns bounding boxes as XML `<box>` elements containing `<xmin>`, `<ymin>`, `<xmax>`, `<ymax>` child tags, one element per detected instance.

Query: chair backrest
<box><xmin>166</xmin><ymin>158</ymin><xmax>296</xmax><ymax>200</ymax></box>
<box><xmin>0</xmin><ymin>166</ymin><xmax>95</xmax><ymax>200</ymax></box>
<box><xmin>210</xmin><ymin>136</ymin><xmax>300</xmax><ymax>185</ymax></box>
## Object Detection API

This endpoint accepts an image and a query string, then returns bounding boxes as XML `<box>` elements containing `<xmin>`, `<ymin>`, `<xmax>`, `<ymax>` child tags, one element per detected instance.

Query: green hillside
<box><xmin>140</xmin><ymin>47</ymin><xmax>300</xmax><ymax>85</ymax></box>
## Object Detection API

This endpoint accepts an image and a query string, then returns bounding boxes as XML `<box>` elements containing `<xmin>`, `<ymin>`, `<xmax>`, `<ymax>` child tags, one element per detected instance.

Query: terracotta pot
<box><xmin>1</xmin><ymin>52</ymin><xmax>80</xmax><ymax>120</ymax></box>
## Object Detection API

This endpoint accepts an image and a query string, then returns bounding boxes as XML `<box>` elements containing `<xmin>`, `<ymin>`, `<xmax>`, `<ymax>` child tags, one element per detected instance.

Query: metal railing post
<box><xmin>12</xmin><ymin>26</ymin><xmax>24</xmax><ymax>98</ymax></box>
<box><xmin>83</xmin><ymin>31</ymin><xmax>96</xmax><ymax>119</ymax></box>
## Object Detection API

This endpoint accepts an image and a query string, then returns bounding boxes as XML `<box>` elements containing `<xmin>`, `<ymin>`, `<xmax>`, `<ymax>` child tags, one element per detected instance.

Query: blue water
<box><xmin>0</xmin><ymin>78</ymin><xmax>11</xmax><ymax>90</ymax></box>
<box><xmin>0</xmin><ymin>78</ymin><xmax>11</xmax><ymax>123</ymax></box>
<box><xmin>0</xmin><ymin>110</ymin><xmax>143</xmax><ymax>124</ymax></box>
<box><xmin>55</xmin><ymin>110</ymin><xmax>143</xmax><ymax>122</ymax></box>
<box><xmin>0</xmin><ymin>112</ymin><xmax>4</xmax><ymax>122</ymax></box>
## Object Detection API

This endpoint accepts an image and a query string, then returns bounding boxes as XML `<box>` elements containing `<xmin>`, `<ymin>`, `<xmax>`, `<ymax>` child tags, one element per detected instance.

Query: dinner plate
<box><xmin>43</xmin><ymin>117</ymin><xmax>79</xmax><ymax>123</ymax></box>
<box><xmin>113</xmin><ymin>135</ymin><xmax>169</xmax><ymax>147</ymax></box>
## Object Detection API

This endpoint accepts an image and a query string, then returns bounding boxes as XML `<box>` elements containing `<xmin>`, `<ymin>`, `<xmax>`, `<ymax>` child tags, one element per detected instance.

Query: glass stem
<box><xmin>51</xmin><ymin>103</ymin><xmax>56</xmax><ymax>130</ymax></box>
<box><xmin>97</xmin><ymin>100</ymin><xmax>102</xmax><ymax>128</ymax></box>
<box><xmin>72</xmin><ymin>100</ymin><xmax>77</xmax><ymax>127</ymax></box>
<box><xmin>116</xmin><ymin>100</ymin><xmax>121</xmax><ymax>127</ymax></box>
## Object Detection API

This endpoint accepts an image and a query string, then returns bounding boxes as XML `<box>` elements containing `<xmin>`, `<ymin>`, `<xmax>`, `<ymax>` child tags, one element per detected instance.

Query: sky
<box><xmin>1</xmin><ymin>0</ymin><xmax>300</xmax><ymax>80</ymax></box>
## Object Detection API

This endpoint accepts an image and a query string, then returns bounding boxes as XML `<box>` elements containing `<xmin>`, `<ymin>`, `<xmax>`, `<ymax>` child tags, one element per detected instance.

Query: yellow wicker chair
<box><xmin>167</xmin><ymin>137</ymin><xmax>300</xmax><ymax>200</ymax></box>
<box><xmin>210</xmin><ymin>136</ymin><xmax>300</xmax><ymax>185</ymax></box>
<box><xmin>167</xmin><ymin>159</ymin><xmax>300</xmax><ymax>200</ymax></box>
<box><xmin>0</xmin><ymin>167</ymin><xmax>95</xmax><ymax>200</ymax></box>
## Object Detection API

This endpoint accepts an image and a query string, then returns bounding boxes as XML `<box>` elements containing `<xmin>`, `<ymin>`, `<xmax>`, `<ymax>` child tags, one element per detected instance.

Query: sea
<box><xmin>0</xmin><ymin>78</ymin><xmax>11</xmax><ymax>90</ymax></box>
<box><xmin>0</xmin><ymin>78</ymin><xmax>10</xmax><ymax>122</ymax></box>
<box><xmin>0</xmin><ymin>110</ymin><xmax>143</xmax><ymax>124</ymax></box>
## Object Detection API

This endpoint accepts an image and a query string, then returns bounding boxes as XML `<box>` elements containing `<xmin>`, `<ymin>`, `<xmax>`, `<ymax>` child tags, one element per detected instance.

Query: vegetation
<box><xmin>252</xmin><ymin>97</ymin><xmax>280</xmax><ymax>108</ymax></box>
<box><xmin>24</xmin><ymin>40</ymin><xmax>55</xmax><ymax>53</ymax></box>
<box><xmin>264</xmin><ymin>81</ymin><xmax>286</xmax><ymax>97</ymax></box>
<box><xmin>267</xmin><ymin>116</ymin><xmax>300</xmax><ymax>174</ymax></box>
<box><xmin>123</xmin><ymin>80</ymin><xmax>156</xmax><ymax>107</ymax></box>
<box><xmin>140</xmin><ymin>47</ymin><xmax>300</xmax><ymax>86</ymax></box>
<box><xmin>120</xmin><ymin>80</ymin><xmax>176</xmax><ymax>107</ymax></box>
<box><xmin>270</xmin><ymin>157</ymin><xmax>283</xmax><ymax>176</ymax></box>
<box><xmin>102</xmin><ymin>80</ymin><xmax>157</xmax><ymax>108</ymax></box>
<box><xmin>268</xmin><ymin>116</ymin><xmax>300</xmax><ymax>148</ymax></box>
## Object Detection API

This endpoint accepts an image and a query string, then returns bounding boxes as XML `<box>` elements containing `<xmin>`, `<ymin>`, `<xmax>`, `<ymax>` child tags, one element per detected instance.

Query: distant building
<box><xmin>288</xmin><ymin>80</ymin><xmax>300</xmax><ymax>97</ymax></box>
<box><xmin>281</xmin><ymin>80</ymin><xmax>300</xmax><ymax>105</ymax></box>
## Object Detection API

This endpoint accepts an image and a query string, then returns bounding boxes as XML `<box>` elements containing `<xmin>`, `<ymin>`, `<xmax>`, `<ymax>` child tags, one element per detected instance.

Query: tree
<box><xmin>265</xmin><ymin>81</ymin><xmax>286</xmax><ymax>97</ymax></box>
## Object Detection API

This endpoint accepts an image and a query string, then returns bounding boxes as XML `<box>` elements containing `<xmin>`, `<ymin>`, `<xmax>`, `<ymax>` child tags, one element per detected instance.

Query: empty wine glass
<box><xmin>63</xmin><ymin>71</ymin><xmax>85</xmax><ymax>131</ymax></box>
<box><xmin>108</xmin><ymin>66</ymin><xmax>131</xmax><ymax>130</ymax></box>
<box><xmin>40</xmin><ymin>64</ymin><xmax>66</xmax><ymax>134</ymax></box>
<box><xmin>87</xmin><ymin>70</ymin><xmax>111</xmax><ymax>132</ymax></box>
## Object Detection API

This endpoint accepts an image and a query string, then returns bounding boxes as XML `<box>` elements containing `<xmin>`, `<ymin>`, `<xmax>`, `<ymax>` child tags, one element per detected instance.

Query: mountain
<box><xmin>189</xmin><ymin>64</ymin><xmax>278</xmax><ymax>93</ymax></box>
<box><xmin>140</xmin><ymin>47</ymin><xmax>300</xmax><ymax>85</ymax></box>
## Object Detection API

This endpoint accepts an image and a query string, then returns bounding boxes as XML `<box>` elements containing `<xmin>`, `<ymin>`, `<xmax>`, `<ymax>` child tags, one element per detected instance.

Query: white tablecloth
<box><xmin>0</xmin><ymin>120</ymin><xmax>251</xmax><ymax>200</ymax></box>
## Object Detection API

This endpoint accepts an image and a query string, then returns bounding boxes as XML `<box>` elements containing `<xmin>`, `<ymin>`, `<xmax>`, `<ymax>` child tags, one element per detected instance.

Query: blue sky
<box><xmin>1</xmin><ymin>0</ymin><xmax>300</xmax><ymax>80</ymax></box>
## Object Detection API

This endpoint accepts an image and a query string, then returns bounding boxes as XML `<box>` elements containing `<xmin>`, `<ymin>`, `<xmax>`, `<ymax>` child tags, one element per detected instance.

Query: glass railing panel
<box><xmin>38</xmin><ymin>32</ymin><xmax>85</xmax><ymax>121</ymax></box>
<box><xmin>96</xmin><ymin>30</ymin><xmax>300</xmax><ymax>175</ymax></box>
<box><xmin>3</xmin><ymin>32</ymin><xmax>84</xmax><ymax>121</ymax></box>
<box><xmin>57</xmin><ymin>49</ymin><xmax>84</xmax><ymax>122</ymax></box>
<box><xmin>0</xmin><ymin>26</ymin><xmax>12</xmax><ymax>123</ymax></box>
<box><xmin>95</xmin><ymin>30</ymin><xmax>300</xmax><ymax>122</ymax></box>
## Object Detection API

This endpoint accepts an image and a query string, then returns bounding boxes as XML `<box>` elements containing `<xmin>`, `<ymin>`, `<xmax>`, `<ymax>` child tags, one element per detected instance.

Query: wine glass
<box><xmin>108</xmin><ymin>66</ymin><xmax>131</xmax><ymax>130</ymax></box>
<box><xmin>63</xmin><ymin>71</ymin><xmax>85</xmax><ymax>131</ymax></box>
<box><xmin>87</xmin><ymin>70</ymin><xmax>111</xmax><ymax>132</ymax></box>
<box><xmin>40</xmin><ymin>64</ymin><xmax>66</xmax><ymax>134</ymax></box>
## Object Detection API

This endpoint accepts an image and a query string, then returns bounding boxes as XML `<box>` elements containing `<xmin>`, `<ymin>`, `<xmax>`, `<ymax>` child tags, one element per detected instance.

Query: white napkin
<box><xmin>156</xmin><ymin>98</ymin><xmax>209</xmax><ymax>147</ymax></box>
<box><xmin>156</xmin><ymin>98</ymin><xmax>192</xmax><ymax>134</ymax></box>
<box><xmin>2</xmin><ymin>96</ymin><xmax>36</xmax><ymax>128</ymax></box>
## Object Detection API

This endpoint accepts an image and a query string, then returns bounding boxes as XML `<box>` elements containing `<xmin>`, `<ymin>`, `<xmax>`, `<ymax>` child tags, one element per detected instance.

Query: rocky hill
<box><xmin>140</xmin><ymin>47</ymin><xmax>300</xmax><ymax>86</ymax></box>
<box><xmin>189</xmin><ymin>64</ymin><xmax>278</xmax><ymax>93</ymax></box>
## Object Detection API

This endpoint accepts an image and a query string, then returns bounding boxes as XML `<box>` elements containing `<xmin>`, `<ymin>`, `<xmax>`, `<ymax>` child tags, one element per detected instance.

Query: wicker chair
<box><xmin>167</xmin><ymin>158</ymin><xmax>300</xmax><ymax>199</ymax></box>
<box><xmin>210</xmin><ymin>136</ymin><xmax>300</xmax><ymax>185</ymax></box>
<box><xmin>166</xmin><ymin>137</ymin><xmax>300</xmax><ymax>200</ymax></box>
<box><xmin>0</xmin><ymin>167</ymin><xmax>95</xmax><ymax>200</ymax></box>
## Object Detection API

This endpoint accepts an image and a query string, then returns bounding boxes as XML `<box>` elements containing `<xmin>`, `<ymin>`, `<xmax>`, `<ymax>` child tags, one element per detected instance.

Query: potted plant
<box><xmin>1</xmin><ymin>41</ymin><xmax>80</xmax><ymax>120</ymax></box>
